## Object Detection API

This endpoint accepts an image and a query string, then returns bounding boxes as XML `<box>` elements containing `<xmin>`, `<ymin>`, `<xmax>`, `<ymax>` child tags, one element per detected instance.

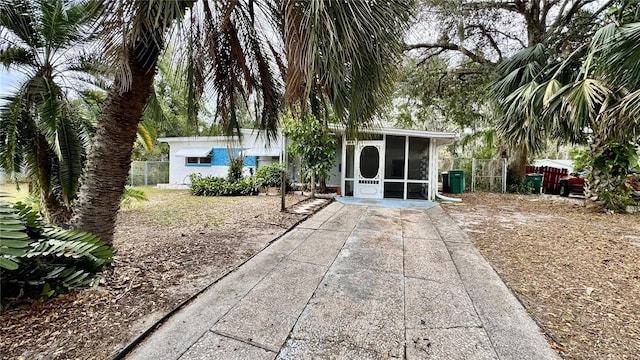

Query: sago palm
<box><xmin>0</xmin><ymin>0</ymin><xmax>99</xmax><ymax>223</ymax></box>
<box><xmin>73</xmin><ymin>0</ymin><xmax>415</xmax><ymax>243</ymax></box>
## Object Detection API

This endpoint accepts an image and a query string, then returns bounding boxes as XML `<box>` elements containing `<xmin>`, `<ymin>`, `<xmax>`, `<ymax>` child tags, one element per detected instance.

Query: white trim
<box><xmin>158</xmin><ymin>129</ymin><xmax>261</xmax><ymax>143</ymax></box>
<box><xmin>331</xmin><ymin>126</ymin><xmax>458</xmax><ymax>140</ymax></box>
<box><xmin>429</xmin><ymin>139</ymin><xmax>436</xmax><ymax>200</ymax></box>
<box><xmin>174</xmin><ymin>148</ymin><xmax>212</xmax><ymax>157</ymax></box>
<box><xmin>243</xmin><ymin>147</ymin><xmax>280</xmax><ymax>157</ymax></box>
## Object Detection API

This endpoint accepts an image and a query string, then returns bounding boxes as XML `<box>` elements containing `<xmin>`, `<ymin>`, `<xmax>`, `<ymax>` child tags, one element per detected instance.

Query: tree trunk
<box><xmin>72</xmin><ymin>55</ymin><xmax>156</xmax><ymax>243</ymax></box>
<box><xmin>310</xmin><ymin>168</ymin><xmax>316</xmax><ymax>198</ymax></box>
<box><xmin>509</xmin><ymin>145</ymin><xmax>528</xmax><ymax>181</ymax></box>
<box><xmin>35</xmin><ymin>134</ymin><xmax>74</xmax><ymax>224</ymax></box>
<box><xmin>318</xmin><ymin>176</ymin><xmax>327</xmax><ymax>193</ymax></box>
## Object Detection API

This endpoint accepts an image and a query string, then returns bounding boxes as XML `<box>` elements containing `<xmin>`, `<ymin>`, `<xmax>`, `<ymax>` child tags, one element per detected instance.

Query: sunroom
<box><xmin>339</xmin><ymin>128</ymin><xmax>457</xmax><ymax>201</ymax></box>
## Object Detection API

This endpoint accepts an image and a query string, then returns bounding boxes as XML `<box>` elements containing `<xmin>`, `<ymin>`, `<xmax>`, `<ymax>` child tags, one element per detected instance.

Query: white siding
<box><xmin>160</xmin><ymin>131</ymin><xmax>284</xmax><ymax>184</ymax></box>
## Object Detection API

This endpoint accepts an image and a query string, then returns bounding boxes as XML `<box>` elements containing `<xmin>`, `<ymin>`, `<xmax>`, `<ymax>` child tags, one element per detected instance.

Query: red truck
<box><xmin>559</xmin><ymin>170</ymin><xmax>640</xmax><ymax>198</ymax></box>
<box><xmin>558</xmin><ymin>171</ymin><xmax>586</xmax><ymax>197</ymax></box>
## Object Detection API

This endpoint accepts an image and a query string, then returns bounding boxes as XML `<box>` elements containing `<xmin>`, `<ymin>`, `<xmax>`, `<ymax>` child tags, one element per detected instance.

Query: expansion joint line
<box><xmin>275</xmin><ymin>205</ymin><xmax>367</xmax><ymax>356</ymax></box>
<box><xmin>401</xmin><ymin>209</ymin><xmax>408</xmax><ymax>359</ymax></box>
<box><xmin>212</xmin><ymin>330</ymin><xmax>279</xmax><ymax>353</ymax></box>
<box><xmin>427</xmin><ymin>207</ymin><xmax>501</xmax><ymax>358</ymax></box>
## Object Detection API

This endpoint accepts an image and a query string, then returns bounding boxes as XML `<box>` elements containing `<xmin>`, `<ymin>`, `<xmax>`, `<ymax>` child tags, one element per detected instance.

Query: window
<box><xmin>359</xmin><ymin>146</ymin><xmax>380</xmax><ymax>179</ymax></box>
<box><xmin>186</xmin><ymin>156</ymin><xmax>211</xmax><ymax>165</ymax></box>
<box><xmin>384</xmin><ymin>135</ymin><xmax>405</xmax><ymax>180</ymax></box>
<box><xmin>408</xmin><ymin>137</ymin><xmax>430</xmax><ymax>180</ymax></box>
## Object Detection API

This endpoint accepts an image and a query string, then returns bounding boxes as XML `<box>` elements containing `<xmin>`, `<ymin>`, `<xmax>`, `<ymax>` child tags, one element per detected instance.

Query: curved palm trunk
<box><xmin>73</xmin><ymin>56</ymin><xmax>156</xmax><ymax>243</ymax></box>
<box><xmin>36</xmin><ymin>134</ymin><xmax>73</xmax><ymax>224</ymax></box>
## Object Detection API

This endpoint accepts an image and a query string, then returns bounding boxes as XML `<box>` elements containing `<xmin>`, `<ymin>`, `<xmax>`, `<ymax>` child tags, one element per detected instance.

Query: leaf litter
<box><xmin>442</xmin><ymin>192</ymin><xmax>640</xmax><ymax>360</ymax></box>
<box><xmin>1</xmin><ymin>191</ymin><xmax>307</xmax><ymax>359</ymax></box>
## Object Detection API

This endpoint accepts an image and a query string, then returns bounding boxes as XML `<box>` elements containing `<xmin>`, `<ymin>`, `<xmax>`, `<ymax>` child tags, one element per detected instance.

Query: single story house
<box><xmin>159</xmin><ymin>127</ymin><xmax>457</xmax><ymax>201</ymax></box>
<box><xmin>158</xmin><ymin>129</ymin><xmax>285</xmax><ymax>184</ymax></box>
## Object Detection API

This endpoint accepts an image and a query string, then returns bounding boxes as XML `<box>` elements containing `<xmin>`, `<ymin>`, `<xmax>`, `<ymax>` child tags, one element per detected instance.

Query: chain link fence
<box><xmin>471</xmin><ymin>158</ymin><xmax>507</xmax><ymax>193</ymax></box>
<box><xmin>129</xmin><ymin>161</ymin><xmax>169</xmax><ymax>186</ymax></box>
<box><xmin>440</xmin><ymin>157</ymin><xmax>506</xmax><ymax>193</ymax></box>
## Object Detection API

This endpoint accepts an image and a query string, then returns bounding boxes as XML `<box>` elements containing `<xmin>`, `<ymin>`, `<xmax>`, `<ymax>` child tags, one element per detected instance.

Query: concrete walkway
<box><xmin>126</xmin><ymin>203</ymin><xmax>560</xmax><ymax>359</ymax></box>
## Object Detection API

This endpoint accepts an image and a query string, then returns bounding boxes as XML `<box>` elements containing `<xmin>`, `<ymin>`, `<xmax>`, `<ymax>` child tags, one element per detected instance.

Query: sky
<box><xmin>0</xmin><ymin>69</ymin><xmax>20</xmax><ymax>98</ymax></box>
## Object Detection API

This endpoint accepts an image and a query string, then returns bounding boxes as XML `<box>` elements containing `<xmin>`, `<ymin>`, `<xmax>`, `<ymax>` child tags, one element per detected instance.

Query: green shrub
<box><xmin>227</xmin><ymin>157</ymin><xmax>244</xmax><ymax>182</ymax></box>
<box><xmin>587</xmin><ymin>142</ymin><xmax>640</xmax><ymax>213</ymax></box>
<box><xmin>254</xmin><ymin>163</ymin><xmax>287</xmax><ymax>188</ymax></box>
<box><xmin>569</xmin><ymin>147</ymin><xmax>589</xmax><ymax>171</ymax></box>
<box><xmin>0</xmin><ymin>201</ymin><xmax>113</xmax><ymax>310</ymax></box>
<box><xmin>189</xmin><ymin>174</ymin><xmax>257</xmax><ymax>196</ymax></box>
<box><xmin>506</xmin><ymin>168</ymin><xmax>535</xmax><ymax>194</ymax></box>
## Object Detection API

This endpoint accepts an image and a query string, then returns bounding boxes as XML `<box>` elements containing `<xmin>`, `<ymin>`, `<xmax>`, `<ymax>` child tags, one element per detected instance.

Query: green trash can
<box><xmin>449</xmin><ymin>169</ymin><xmax>465</xmax><ymax>194</ymax></box>
<box><xmin>525</xmin><ymin>173</ymin><xmax>543</xmax><ymax>193</ymax></box>
<box><xmin>442</xmin><ymin>172</ymin><xmax>450</xmax><ymax>193</ymax></box>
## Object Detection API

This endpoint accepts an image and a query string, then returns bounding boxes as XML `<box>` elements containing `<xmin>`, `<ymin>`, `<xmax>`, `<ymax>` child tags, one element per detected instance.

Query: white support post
<box><xmin>144</xmin><ymin>161</ymin><xmax>149</xmax><ymax>186</ymax></box>
<box><xmin>471</xmin><ymin>158</ymin><xmax>476</xmax><ymax>192</ymax></box>
<box><xmin>502</xmin><ymin>158</ymin><xmax>507</xmax><ymax>193</ymax></box>
<box><xmin>428</xmin><ymin>139</ymin><xmax>435</xmax><ymax>200</ymax></box>
<box><xmin>341</xmin><ymin>134</ymin><xmax>346</xmax><ymax>197</ymax></box>
<box><xmin>403</xmin><ymin>136</ymin><xmax>409</xmax><ymax>200</ymax></box>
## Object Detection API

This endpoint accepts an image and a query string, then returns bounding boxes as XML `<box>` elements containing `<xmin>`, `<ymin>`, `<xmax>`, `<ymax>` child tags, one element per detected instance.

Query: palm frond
<box><xmin>136</xmin><ymin>122</ymin><xmax>153</xmax><ymax>151</ymax></box>
<box><xmin>603</xmin><ymin>22</ymin><xmax>640</xmax><ymax>89</ymax></box>
<box><xmin>459</xmin><ymin>128</ymin><xmax>497</xmax><ymax>151</ymax></box>
<box><xmin>561</xmin><ymin>78</ymin><xmax>613</xmax><ymax>127</ymax></box>
<box><xmin>542</xmin><ymin>79</ymin><xmax>563</xmax><ymax>107</ymax></box>
<box><xmin>502</xmin><ymin>81</ymin><xmax>539</xmax><ymax>118</ymax></box>
<box><xmin>607</xmin><ymin>89</ymin><xmax>640</xmax><ymax>140</ymax></box>
<box><xmin>284</xmin><ymin>0</ymin><xmax>414</xmax><ymax>132</ymax></box>
<box><xmin>496</xmin><ymin>43</ymin><xmax>548</xmax><ymax>75</ymax></box>
<box><xmin>0</xmin><ymin>46</ymin><xmax>36</xmax><ymax>69</ymax></box>
<box><xmin>0</xmin><ymin>94</ymin><xmax>28</xmax><ymax>176</ymax></box>
<box><xmin>96</xmin><ymin>0</ymin><xmax>190</xmax><ymax>92</ymax></box>
<box><xmin>198</xmin><ymin>0</ymin><xmax>282</xmax><ymax>140</ymax></box>
<box><xmin>0</xmin><ymin>0</ymin><xmax>42</xmax><ymax>49</ymax></box>
<box><xmin>55</xmin><ymin>104</ymin><xmax>82</xmax><ymax>207</ymax></box>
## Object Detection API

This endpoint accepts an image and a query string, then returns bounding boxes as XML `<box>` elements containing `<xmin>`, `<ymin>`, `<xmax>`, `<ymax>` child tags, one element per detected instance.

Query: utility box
<box><xmin>525</xmin><ymin>173</ymin><xmax>543</xmax><ymax>193</ymax></box>
<box><xmin>442</xmin><ymin>172</ymin><xmax>450</xmax><ymax>193</ymax></box>
<box><xmin>449</xmin><ymin>169</ymin><xmax>465</xmax><ymax>194</ymax></box>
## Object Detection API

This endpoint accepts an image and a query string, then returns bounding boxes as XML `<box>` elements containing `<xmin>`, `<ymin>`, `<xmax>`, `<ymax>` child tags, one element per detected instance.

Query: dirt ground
<box><xmin>3</xmin><ymin>190</ymin><xmax>639</xmax><ymax>359</ymax></box>
<box><xmin>1</xmin><ymin>189</ymin><xmax>308</xmax><ymax>360</ymax></box>
<box><xmin>442</xmin><ymin>192</ymin><xmax>640</xmax><ymax>360</ymax></box>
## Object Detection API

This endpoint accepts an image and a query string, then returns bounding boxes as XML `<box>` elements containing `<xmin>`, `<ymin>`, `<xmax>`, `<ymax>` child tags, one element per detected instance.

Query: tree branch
<box><xmin>405</xmin><ymin>42</ymin><xmax>495</xmax><ymax>66</ymax></box>
<box><xmin>463</xmin><ymin>1</ymin><xmax>521</xmax><ymax>13</ymax></box>
<box><xmin>466</xmin><ymin>24</ymin><xmax>504</xmax><ymax>61</ymax></box>
<box><xmin>541</xmin><ymin>0</ymin><xmax>561</xmax><ymax>24</ymax></box>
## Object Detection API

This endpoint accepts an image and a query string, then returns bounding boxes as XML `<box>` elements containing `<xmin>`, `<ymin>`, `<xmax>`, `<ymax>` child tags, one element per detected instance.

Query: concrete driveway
<box><xmin>125</xmin><ymin>202</ymin><xmax>559</xmax><ymax>359</ymax></box>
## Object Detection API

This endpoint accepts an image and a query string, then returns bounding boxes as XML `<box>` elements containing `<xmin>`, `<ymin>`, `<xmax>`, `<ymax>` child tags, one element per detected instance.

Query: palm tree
<box><xmin>494</xmin><ymin>6</ymin><xmax>640</xmax><ymax>210</ymax></box>
<box><xmin>72</xmin><ymin>0</ymin><xmax>415</xmax><ymax>243</ymax></box>
<box><xmin>0</xmin><ymin>0</ymin><xmax>99</xmax><ymax>223</ymax></box>
<box><xmin>491</xmin><ymin>42</ymin><xmax>586</xmax><ymax>180</ymax></box>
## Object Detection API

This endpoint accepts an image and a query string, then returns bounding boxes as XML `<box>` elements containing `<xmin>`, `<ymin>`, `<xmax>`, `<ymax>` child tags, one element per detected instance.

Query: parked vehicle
<box><xmin>558</xmin><ymin>171</ymin><xmax>586</xmax><ymax>196</ymax></box>
<box><xmin>558</xmin><ymin>170</ymin><xmax>640</xmax><ymax>198</ymax></box>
